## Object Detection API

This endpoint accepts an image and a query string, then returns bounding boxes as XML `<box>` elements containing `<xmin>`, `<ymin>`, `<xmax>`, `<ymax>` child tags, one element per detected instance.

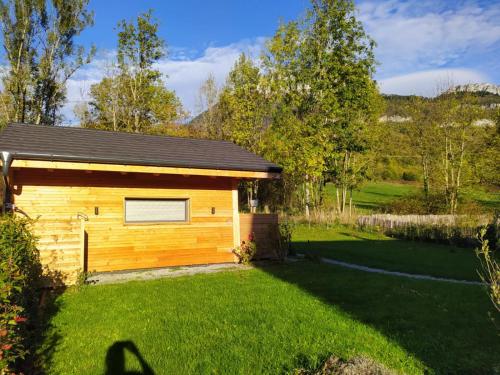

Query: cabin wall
<box><xmin>239</xmin><ymin>213</ymin><xmax>280</xmax><ymax>259</ymax></box>
<box><xmin>12</xmin><ymin>168</ymin><xmax>237</xmax><ymax>280</ymax></box>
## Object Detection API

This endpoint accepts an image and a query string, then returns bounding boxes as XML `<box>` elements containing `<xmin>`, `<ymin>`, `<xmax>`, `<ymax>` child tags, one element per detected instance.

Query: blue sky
<box><xmin>65</xmin><ymin>0</ymin><xmax>500</xmax><ymax>123</ymax></box>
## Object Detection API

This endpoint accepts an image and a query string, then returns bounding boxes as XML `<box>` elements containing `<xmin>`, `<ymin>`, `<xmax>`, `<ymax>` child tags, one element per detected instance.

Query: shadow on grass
<box><xmin>255</xmin><ymin>259</ymin><xmax>498</xmax><ymax>374</ymax></box>
<box><xmin>105</xmin><ymin>341</ymin><xmax>155</xmax><ymax>375</ymax></box>
<box><xmin>24</xmin><ymin>286</ymin><xmax>65</xmax><ymax>374</ymax></box>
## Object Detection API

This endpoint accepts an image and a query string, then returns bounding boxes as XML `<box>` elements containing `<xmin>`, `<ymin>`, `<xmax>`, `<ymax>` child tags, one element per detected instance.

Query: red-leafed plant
<box><xmin>232</xmin><ymin>234</ymin><xmax>257</xmax><ymax>265</ymax></box>
<box><xmin>0</xmin><ymin>259</ymin><xmax>29</xmax><ymax>370</ymax></box>
<box><xmin>0</xmin><ymin>215</ymin><xmax>41</xmax><ymax>373</ymax></box>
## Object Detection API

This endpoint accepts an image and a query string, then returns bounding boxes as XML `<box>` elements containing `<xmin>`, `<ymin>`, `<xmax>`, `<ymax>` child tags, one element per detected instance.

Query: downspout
<box><xmin>1</xmin><ymin>151</ymin><xmax>13</xmax><ymax>214</ymax></box>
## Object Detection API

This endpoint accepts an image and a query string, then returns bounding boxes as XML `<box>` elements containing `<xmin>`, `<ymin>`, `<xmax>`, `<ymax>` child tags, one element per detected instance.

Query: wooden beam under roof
<box><xmin>11</xmin><ymin>159</ymin><xmax>281</xmax><ymax>179</ymax></box>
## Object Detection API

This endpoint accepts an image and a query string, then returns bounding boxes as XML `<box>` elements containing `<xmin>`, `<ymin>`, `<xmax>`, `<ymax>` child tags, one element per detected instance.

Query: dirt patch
<box><xmin>295</xmin><ymin>355</ymin><xmax>394</xmax><ymax>375</ymax></box>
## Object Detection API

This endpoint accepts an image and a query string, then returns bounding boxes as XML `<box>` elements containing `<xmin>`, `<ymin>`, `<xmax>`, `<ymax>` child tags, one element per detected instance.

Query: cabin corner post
<box><xmin>0</xmin><ymin>151</ymin><xmax>13</xmax><ymax>214</ymax></box>
<box><xmin>232</xmin><ymin>179</ymin><xmax>240</xmax><ymax>248</ymax></box>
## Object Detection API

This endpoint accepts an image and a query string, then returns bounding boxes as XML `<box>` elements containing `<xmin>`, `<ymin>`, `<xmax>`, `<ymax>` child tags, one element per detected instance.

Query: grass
<box><xmin>324</xmin><ymin>181</ymin><xmax>418</xmax><ymax>213</ymax></box>
<box><xmin>40</xmin><ymin>261</ymin><xmax>498</xmax><ymax>375</ymax></box>
<box><xmin>293</xmin><ymin>224</ymin><xmax>482</xmax><ymax>281</ymax></box>
<box><xmin>324</xmin><ymin>181</ymin><xmax>499</xmax><ymax>213</ymax></box>
<box><xmin>461</xmin><ymin>185</ymin><xmax>500</xmax><ymax>211</ymax></box>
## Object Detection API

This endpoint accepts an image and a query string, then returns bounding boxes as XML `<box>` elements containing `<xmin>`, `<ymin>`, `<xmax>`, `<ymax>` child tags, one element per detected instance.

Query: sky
<box><xmin>64</xmin><ymin>0</ymin><xmax>500</xmax><ymax>123</ymax></box>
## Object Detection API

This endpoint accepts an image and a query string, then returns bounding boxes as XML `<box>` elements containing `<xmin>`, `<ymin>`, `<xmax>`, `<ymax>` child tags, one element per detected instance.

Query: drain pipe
<box><xmin>1</xmin><ymin>151</ymin><xmax>13</xmax><ymax>214</ymax></box>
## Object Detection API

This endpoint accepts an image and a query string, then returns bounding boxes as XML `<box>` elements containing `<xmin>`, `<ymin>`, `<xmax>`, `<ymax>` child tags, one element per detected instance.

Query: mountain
<box><xmin>447</xmin><ymin>83</ymin><xmax>500</xmax><ymax>96</ymax></box>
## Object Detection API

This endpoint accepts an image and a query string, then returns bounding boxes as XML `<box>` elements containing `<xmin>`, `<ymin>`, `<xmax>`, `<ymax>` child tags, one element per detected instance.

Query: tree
<box><xmin>77</xmin><ymin>62</ymin><xmax>123</xmax><ymax>130</ymax></box>
<box><xmin>218</xmin><ymin>55</ymin><xmax>270</xmax><ymax>211</ymax></box>
<box><xmin>435</xmin><ymin>93</ymin><xmax>483</xmax><ymax>214</ymax></box>
<box><xmin>469</xmin><ymin>108</ymin><xmax>500</xmax><ymax>187</ymax></box>
<box><xmin>193</xmin><ymin>73</ymin><xmax>220</xmax><ymax>138</ymax></box>
<box><xmin>0</xmin><ymin>0</ymin><xmax>95</xmax><ymax>125</ymax></box>
<box><xmin>405</xmin><ymin>97</ymin><xmax>439</xmax><ymax>198</ymax></box>
<box><xmin>262</xmin><ymin>0</ymin><xmax>380</xmax><ymax>216</ymax></box>
<box><xmin>218</xmin><ymin>53</ymin><xmax>268</xmax><ymax>153</ymax></box>
<box><xmin>78</xmin><ymin>10</ymin><xmax>184</xmax><ymax>133</ymax></box>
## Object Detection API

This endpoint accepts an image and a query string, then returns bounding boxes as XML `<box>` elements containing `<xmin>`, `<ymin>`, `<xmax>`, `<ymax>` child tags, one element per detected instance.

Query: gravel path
<box><xmin>88</xmin><ymin>263</ymin><xmax>251</xmax><ymax>285</ymax></box>
<box><xmin>315</xmin><ymin>256</ymin><xmax>483</xmax><ymax>285</ymax></box>
<box><xmin>88</xmin><ymin>256</ymin><xmax>483</xmax><ymax>286</ymax></box>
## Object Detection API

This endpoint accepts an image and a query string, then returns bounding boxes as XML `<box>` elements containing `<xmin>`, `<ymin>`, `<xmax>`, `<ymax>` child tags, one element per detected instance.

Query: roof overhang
<box><xmin>10</xmin><ymin>159</ymin><xmax>281</xmax><ymax>179</ymax></box>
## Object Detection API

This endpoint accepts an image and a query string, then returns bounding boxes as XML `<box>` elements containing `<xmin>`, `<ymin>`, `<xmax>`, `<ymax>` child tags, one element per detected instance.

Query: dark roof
<box><xmin>0</xmin><ymin>123</ymin><xmax>282</xmax><ymax>173</ymax></box>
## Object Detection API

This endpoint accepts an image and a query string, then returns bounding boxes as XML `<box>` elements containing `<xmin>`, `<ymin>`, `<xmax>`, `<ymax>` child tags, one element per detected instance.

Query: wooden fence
<box><xmin>357</xmin><ymin>214</ymin><xmax>490</xmax><ymax>229</ymax></box>
<box><xmin>239</xmin><ymin>213</ymin><xmax>280</xmax><ymax>259</ymax></box>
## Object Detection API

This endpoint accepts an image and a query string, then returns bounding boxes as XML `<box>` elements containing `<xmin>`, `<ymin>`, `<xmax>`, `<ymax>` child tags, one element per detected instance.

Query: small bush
<box><xmin>0</xmin><ymin>214</ymin><xmax>41</xmax><ymax>372</ymax></box>
<box><xmin>476</xmin><ymin>227</ymin><xmax>500</xmax><ymax>312</ymax></box>
<box><xmin>385</xmin><ymin>223</ymin><xmax>481</xmax><ymax>248</ymax></box>
<box><xmin>275</xmin><ymin>221</ymin><xmax>294</xmax><ymax>260</ymax></box>
<box><xmin>232</xmin><ymin>234</ymin><xmax>257</xmax><ymax>265</ymax></box>
<box><xmin>382</xmin><ymin>192</ymin><xmax>448</xmax><ymax>214</ymax></box>
<box><xmin>402</xmin><ymin>171</ymin><xmax>418</xmax><ymax>181</ymax></box>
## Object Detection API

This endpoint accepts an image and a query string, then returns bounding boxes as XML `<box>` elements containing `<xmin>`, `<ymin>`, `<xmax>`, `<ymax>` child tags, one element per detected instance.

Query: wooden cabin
<box><xmin>0</xmin><ymin>123</ymin><xmax>281</xmax><ymax>283</ymax></box>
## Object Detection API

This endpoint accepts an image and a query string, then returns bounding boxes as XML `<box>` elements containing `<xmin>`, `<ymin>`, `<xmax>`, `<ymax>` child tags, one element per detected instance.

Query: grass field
<box><xmin>293</xmin><ymin>224</ymin><xmax>482</xmax><ymax>281</ymax></box>
<box><xmin>40</xmin><ymin>261</ymin><xmax>498</xmax><ymax>375</ymax></box>
<box><xmin>324</xmin><ymin>181</ymin><xmax>419</xmax><ymax>212</ymax></box>
<box><xmin>324</xmin><ymin>181</ymin><xmax>499</xmax><ymax>213</ymax></box>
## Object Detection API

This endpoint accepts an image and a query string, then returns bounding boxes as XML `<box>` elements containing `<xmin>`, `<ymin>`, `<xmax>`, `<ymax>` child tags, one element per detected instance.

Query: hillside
<box><xmin>383</xmin><ymin>84</ymin><xmax>500</xmax><ymax>118</ymax></box>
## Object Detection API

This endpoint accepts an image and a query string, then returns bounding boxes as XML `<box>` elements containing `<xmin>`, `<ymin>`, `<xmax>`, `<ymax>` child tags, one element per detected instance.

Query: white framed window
<box><xmin>124</xmin><ymin>198</ymin><xmax>189</xmax><ymax>223</ymax></box>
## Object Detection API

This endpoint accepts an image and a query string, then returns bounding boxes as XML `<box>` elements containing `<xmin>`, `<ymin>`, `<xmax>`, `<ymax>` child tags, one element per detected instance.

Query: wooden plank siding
<box><xmin>239</xmin><ymin>213</ymin><xmax>280</xmax><ymax>259</ymax></box>
<box><xmin>11</xmin><ymin>168</ymin><xmax>237</xmax><ymax>280</ymax></box>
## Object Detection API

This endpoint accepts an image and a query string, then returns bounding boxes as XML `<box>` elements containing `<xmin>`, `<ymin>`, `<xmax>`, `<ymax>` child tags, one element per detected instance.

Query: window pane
<box><xmin>125</xmin><ymin>199</ymin><xmax>187</xmax><ymax>223</ymax></box>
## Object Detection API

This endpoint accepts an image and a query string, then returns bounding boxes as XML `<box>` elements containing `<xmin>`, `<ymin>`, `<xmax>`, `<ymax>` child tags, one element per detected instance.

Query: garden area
<box><xmin>15</xmin><ymin>221</ymin><xmax>496</xmax><ymax>375</ymax></box>
<box><xmin>37</xmin><ymin>253</ymin><xmax>498</xmax><ymax>374</ymax></box>
<box><xmin>1</xmin><ymin>182</ymin><xmax>498</xmax><ymax>374</ymax></box>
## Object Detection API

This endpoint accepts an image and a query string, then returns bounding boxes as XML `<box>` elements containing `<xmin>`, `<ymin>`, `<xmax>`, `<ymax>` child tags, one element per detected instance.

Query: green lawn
<box><xmin>40</xmin><ymin>261</ymin><xmax>498</xmax><ymax>374</ymax></box>
<box><xmin>461</xmin><ymin>185</ymin><xmax>500</xmax><ymax>211</ymax></box>
<box><xmin>324</xmin><ymin>181</ymin><xmax>499</xmax><ymax>213</ymax></box>
<box><xmin>293</xmin><ymin>224</ymin><xmax>482</xmax><ymax>281</ymax></box>
<box><xmin>324</xmin><ymin>181</ymin><xmax>419</xmax><ymax>212</ymax></box>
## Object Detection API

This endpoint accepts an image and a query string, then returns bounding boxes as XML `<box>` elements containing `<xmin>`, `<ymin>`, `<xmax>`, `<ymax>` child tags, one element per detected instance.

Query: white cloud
<box><xmin>62</xmin><ymin>38</ymin><xmax>265</xmax><ymax>124</ymax></box>
<box><xmin>378</xmin><ymin>68</ymin><xmax>489</xmax><ymax>96</ymax></box>
<box><xmin>155</xmin><ymin>38</ymin><xmax>265</xmax><ymax>116</ymax></box>
<box><xmin>61</xmin><ymin>0</ymin><xmax>500</xmax><ymax>123</ymax></box>
<box><xmin>358</xmin><ymin>0</ymin><xmax>500</xmax><ymax>77</ymax></box>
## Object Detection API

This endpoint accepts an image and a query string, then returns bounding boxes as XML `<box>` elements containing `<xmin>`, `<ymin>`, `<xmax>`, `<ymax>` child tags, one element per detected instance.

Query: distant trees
<box><xmin>388</xmin><ymin>90</ymin><xmax>490</xmax><ymax>214</ymax></box>
<box><xmin>436</xmin><ymin>94</ymin><xmax>483</xmax><ymax>214</ymax></box>
<box><xmin>78</xmin><ymin>10</ymin><xmax>184</xmax><ymax>133</ymax></box>
<box><xmin>0</xmin><ymin>0</ymin><xmax>94</xmax><ymax>126</ymax></box>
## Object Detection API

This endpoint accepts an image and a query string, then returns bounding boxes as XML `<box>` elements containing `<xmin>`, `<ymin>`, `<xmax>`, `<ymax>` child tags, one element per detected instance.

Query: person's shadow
<box><xmin>105</xmin><ymin>341</ymin><xmax>155</xmax><ymax>375</ymax></box>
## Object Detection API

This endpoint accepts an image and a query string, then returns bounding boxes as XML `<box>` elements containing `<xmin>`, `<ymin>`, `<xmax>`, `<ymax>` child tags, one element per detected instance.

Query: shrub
<box><xmin>385</xmin><ymin>223</ymin><xmax>480</xmax><ymax>248</ymax></box>
<box><xmin>275</xmin><ymin>221</ymin><xmax>294</xmax><ymax>260</ymax></box>
<box><xmin>402</xmin><ymin>171</ymin><xmax>418</xmax><ymax>181</ymax></box>
<box><xmin>0</xmin><ymin>214</ymin><xmax>41</xmax><ymax>372</ymax></box>
<box><xmin>232</xmin><ymin>234</ymin><xmax>257</xmax><ymax>265</ymax></box>
<box><xmin>382</xmin><ymin>192</ymin><xmax>448</xmax><ymax>215</ymax></box>
<box><xmin>476</xmin><ymin>227</ymin><xmax>500</xmax><ymax>312</ymax></box>
<box><xmin>383</xmin><ymin>191</ymin><xmax>490</xmax><ymax>216</ymax></box>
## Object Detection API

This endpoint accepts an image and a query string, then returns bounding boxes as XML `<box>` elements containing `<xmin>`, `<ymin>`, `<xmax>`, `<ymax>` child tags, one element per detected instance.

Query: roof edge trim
<box><xmin>11</xmin><ymin>159</ymin><xmax>281</xmax><ymax>179</ymax></box>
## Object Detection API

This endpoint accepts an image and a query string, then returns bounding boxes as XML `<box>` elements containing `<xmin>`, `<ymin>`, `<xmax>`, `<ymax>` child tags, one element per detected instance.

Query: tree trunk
<box><xmin>304</xmin><ymin>175</ymin><xmax>310</xmax><ymax>219</ymax></box>
<box><xmin>422</xmin><ymin>155</ymin><xmax>430</xmax><ymax>198</ymax></box>
<box><xmin>349</xmin><ymin>190</ymin><xmax>352</xmax><ymax>218</ymax></box>
<box><xmin>336</xmin><ymin>187</ymin><xmax>340</xmax><ymax>215</ymax></box>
